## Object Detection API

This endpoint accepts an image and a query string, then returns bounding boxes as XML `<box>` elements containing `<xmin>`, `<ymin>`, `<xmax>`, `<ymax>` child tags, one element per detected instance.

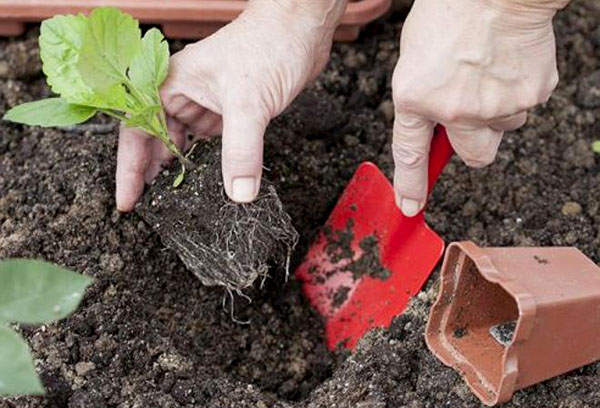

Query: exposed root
<box><xmin>137</xmin><ymin>141</ymin><xmax>299</xmax><ymax>293</ymax></box>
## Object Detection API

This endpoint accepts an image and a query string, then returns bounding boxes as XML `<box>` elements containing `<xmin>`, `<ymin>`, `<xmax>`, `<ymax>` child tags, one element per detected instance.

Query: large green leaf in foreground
<box><xmin>0</xmin><ymin>325</ymin><xmax>44</xmax><ymax>396</ymax></box>
<box><xmin>0</xmin><ymin>259</ymin><xmax>92</xmax><ymax>324</ymax></box>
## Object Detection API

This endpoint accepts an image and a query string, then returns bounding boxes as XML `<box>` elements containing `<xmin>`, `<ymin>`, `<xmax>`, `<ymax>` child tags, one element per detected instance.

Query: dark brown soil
<box><xmin>1</xmin><ymin>0</ymin><xmax>599</xmax><ymax>407</ymax></box>
<box><xmin>346</xmin><ymin>235</ymin><xmax>391</xmax><ymax>281</ymax></box>
<box><xmin>137</xmin><ymin>141</ymin><xmax>298</xmax><ymax>292</ymax></box>
<box><xmin>323</xmin><ymin>219</ymin><xmax>391</xmax><ymax>282</ymax></box>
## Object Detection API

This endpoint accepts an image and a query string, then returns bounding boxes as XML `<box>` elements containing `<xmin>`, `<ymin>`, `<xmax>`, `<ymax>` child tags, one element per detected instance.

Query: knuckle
<box><xmin>516</xmin><ymin>87</ymin><xmax>543</xmax><ymax>111</ymax></box>
<box><xmin>439</xmin><ymin>105</ymin><xmax>465</xmax><ymax>123</ymax></box>
<box><xmin>391</xmin><ymin>76</ymin><xmax>416</xmax><ymax>111</ymax></box>
<box><xmin>462</xmin><ymin>147</ymin><xmax>496</xmax><ymax>168</ymax></box>
<box><xmin>392</xmin><ymin>87</ymin><xmax>412</xmax><ymax>112</ymax></box>
<box><xmin>230</xmin><ymin>93</ymin><xmax>264</xmax><ymax>117</ymax></box>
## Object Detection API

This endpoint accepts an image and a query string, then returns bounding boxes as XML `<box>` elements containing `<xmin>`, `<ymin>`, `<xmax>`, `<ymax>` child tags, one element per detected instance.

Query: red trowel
<box><xmin>295</xmin><ymin>126</ymin><xmax>453</xmax><ymax>350</ymax></box>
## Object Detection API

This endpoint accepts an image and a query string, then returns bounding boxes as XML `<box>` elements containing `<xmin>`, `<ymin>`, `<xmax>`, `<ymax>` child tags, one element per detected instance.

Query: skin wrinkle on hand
<box><xmin>390</xmin><ymin>0</ymin><xmax>569</xmax><ymax>216</ymax></box>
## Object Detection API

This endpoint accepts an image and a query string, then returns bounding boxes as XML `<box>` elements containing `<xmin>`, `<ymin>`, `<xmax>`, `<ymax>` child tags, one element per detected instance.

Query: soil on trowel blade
<box><xmin>323</xmin><ymin>218</ymin><xmax>391</xmax><ymax>281</ymax></box>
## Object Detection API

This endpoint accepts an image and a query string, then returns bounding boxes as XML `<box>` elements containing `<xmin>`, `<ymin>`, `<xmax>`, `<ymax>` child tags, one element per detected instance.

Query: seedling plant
<box><xmin>3</xmin><ymin>7</ymin><xmax>189</xmax><ymax>185</ymax></box>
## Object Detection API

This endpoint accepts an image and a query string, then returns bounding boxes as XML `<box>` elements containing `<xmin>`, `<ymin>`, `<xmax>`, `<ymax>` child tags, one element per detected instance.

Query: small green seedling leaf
<box><xmin>129</xmin><ymin>28</ymin><xmax>170</xmax><ymax>104</ymax></box>
<box><xmin>173</xmin><ymin>165</ymin><xmax>186</xmax><ymax>188</ymax></box>
<box><xmin>78</xmin><ymin>7</ymin><xmax>141</xmax><ymax>92</ymax></box>
<box><xmin>592</xmin><ymin>141</ymin><xmax>600</xmax><ymax>154</ymax></box>
<box><xmin>3</xmin><ymin>98</ymin><xmax>97</xmax><ymax>127</ymax></box>
<box><xmin>3</xmin><ymin>7</ymin><xmax>189</xmax><ymax>171</ymax></box>
<box><xmin>0</xmin><ymin>325</ymin><xmax>44</xmax><ymax>396</ymax></box>
<box><xmin>0</xmin><ymin>259</ymin><xmax>93</xmax><ymax>324</ymax></box>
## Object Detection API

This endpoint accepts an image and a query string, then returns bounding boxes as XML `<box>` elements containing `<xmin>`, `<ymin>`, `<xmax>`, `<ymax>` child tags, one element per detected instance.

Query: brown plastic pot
<box><xmin>426</xmin><ymin>241</ymin><xmax>600</xmax><ymax>406</ymax></box>
<box><xmin>0</xmin><ymin>0</ymin><xmax>392</xmax><ymax>41</ymax></box>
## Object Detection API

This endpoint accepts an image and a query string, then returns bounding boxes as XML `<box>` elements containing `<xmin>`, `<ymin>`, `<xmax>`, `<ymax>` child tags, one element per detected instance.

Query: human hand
<box><xmin>116</xmin><ymin>0</ymin><xmax>346</xmax><ymax>211</ymax></box>
<box><xmin>391</xmin><ymin>0</ymin><xmax>569</xmax><ymax>217</ymax></box>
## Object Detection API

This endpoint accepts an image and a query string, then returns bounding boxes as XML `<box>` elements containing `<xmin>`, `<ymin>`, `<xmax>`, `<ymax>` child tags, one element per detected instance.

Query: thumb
<box><xmin>221</xmin><ymin>105</ymin><xmax>268</xmax><ymax>203</ymax></box>
<box><xmin>392</xmin><ymin>111</ymin><xmax>435</xmax><ymax>217</ymax></box>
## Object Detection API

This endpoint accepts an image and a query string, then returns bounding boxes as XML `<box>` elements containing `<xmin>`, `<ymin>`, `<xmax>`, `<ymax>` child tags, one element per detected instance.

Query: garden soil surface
<box><xmin>1</xmin><ymin>1</ymin><xmax>600</xmax><ymax>407</ymax></box>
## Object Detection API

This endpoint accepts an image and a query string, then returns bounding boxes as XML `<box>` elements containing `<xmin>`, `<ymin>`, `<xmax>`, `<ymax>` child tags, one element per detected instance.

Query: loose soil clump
<box><xmin>137</xmin><ymin>141</ymin><xmax>298</xmax><ymax>292</ymax></box>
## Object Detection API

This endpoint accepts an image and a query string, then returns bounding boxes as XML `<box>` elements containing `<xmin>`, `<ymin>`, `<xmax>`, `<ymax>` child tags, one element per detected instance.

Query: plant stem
<box><xmin>100</xmin><ymin>109</ymin><xmax>128</xmax><ymax>122</ymax></box>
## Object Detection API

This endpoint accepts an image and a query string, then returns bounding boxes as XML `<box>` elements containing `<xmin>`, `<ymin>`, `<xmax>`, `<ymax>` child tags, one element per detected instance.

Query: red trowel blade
<box><xmin>296</xmin><ymin>126</ymin><xmax>453</xmax><ymax>350</ymax></box>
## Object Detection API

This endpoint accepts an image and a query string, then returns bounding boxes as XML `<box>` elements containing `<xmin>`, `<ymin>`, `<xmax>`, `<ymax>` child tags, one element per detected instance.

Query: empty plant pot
<box><xmin>425</xmin><ymin>241</ymin><xmax>600</xmax><ymax>406</ymax></box>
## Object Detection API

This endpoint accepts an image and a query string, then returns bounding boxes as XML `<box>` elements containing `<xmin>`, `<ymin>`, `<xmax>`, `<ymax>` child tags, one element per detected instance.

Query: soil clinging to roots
<box><xmin>137</xmin><ymin>141</ymin><xmax>299</xmax><ymax>292</ymax></box>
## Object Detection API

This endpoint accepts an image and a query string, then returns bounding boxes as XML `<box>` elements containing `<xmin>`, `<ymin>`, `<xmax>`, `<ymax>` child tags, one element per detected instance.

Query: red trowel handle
<box><xmin>427</xmin><ymin>126</ymin><xmax>454</xmax><ymax>196</ymax></box>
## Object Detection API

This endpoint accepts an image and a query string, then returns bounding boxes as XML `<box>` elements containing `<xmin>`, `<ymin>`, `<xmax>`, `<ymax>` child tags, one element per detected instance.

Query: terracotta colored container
<box><xmin>426</xmin><ymin>241</ymin><xmax>600</xmax><ymax>406</ymax></box>
<box><xmin>0</xmin><ymin>0</ymin><xmax>392</xmax><ymax>41</ymax></box>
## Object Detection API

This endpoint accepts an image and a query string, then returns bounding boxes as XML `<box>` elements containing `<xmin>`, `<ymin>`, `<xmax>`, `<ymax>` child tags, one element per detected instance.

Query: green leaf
<box><xmin>129</xmin><ymin>28</ymin><xmax>170</xmax><ymax>103</ymax></box>
<box><xmin>78</xmin><ymin>7</ymin><xmax>141</xmax><ymax>92</ymax></box>
<box><xmin>592</xmin><ymin>141</ymin><xmax>600</xmax><ymax>154</ymax></box>
<box><xmin>0</xmin><ymin>325</ymin><xmax>44</xmax><ymax>396</ymax></box>
<box><xmin>3</xmin><ymin>98</ymin><xmax>96</xmax><ymax>127</ymax></box>
<box><xmin>0</xmin><ymin>259</ymin><xmax>92</xmax><ymax>325</ymax></box>
<box><xmin>173</xmin><ymin>165</ymin><xmax>186</xmax><ymax>188</ymax></box>
<box><xmin>39</xmin><ymin>14</ymin><xmax>91</xmax><ymax>103</ymax></box>
<box><xmin>39</xmin><ymin>13</ymin><xmax>129</xmax><ymax>110</ymax></box>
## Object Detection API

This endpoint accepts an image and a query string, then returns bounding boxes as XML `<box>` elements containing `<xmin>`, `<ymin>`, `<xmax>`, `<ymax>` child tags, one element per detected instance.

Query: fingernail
<box><xmin>401</xmin><ymin>198</ymin><xmax>422</xmax><ymax>217</ymax></box>
<box><xmin>232</xmin><ymin>177</ymin><xmax>256</xmax><ymax>203</ymax></box>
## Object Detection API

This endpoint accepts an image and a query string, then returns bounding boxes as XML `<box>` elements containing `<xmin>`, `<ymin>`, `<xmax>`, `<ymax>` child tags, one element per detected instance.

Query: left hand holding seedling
<box><xmin>116</xmin><ymin>0</ymin><xmax>348</xmax><ymax>211</ymax></box>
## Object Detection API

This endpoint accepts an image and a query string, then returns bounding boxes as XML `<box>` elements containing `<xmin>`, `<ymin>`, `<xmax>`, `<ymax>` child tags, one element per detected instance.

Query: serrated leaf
<box><xmin>0</xmin><ymin>259</ymin><xmax>92</xmax><ymax>325</ymax></box>
<box><xmin>0</xmin><ymin>325</ymin><xmax>44</xmax><ymax>396</ymax></box>
<box><xmin>78</xmin><ymin>7</ymin><xmax>141</xmax><ymax>92</ymax></box>
<box><xmin>39</xmin><ymin>14</ymin><xmax>91</xmax><ymax>103</ymax></box>
<box><xmin>3</xmin><ymin>98</ymin><xmax>96</xmax><ymax>127</ymax></box>
<box><xmin>592</xmin><ymin>141</ymin><xmax>600</xmax><ymax>154</ymax></box>
<box><xmin>129</xmin><ymin>28</ymin><xmax>170</xmax><ymax>104</ymax></box>
<box><xmin>39</xmin><ymin>13</ymin><xmax>129</xmax><ymax>110</ymax></box>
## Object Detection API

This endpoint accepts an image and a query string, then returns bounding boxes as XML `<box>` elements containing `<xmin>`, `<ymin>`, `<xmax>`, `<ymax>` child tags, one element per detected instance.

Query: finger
<box><xmin>116</xmin><ymin>126</ymin><xmax>153</xmax><ymax>212</ymax></box>
<box><xmin>489</xmin><ymin>111</ymin><xmax>528</xmax><ymax>132</ymax></box>
<box><xmin>179</xmin><ymin>111</ymin><xmax>223</xmax><ymax>151</ymax></box>
<box><xmin>392</xmin><ymin>111</ymin><xmax>435</xmax><ymax>217</ymax></box>
<box><xmin>445</xmin><ymin>123</ymin><xmax>503</xmax><ymax>168</ymax></box>
<box><xmin>144</xmin><ymin>118</ymin><xmax>187</xmax><ymax>183</ymax></box>
<box><xmin>188</xmin><ymin>110</ymin><xmax>223</xmax><ymax>139</ymax></box>
<box><xmin>172</xmin><ymin>102</ymin><xmax>206</xmax><ymax>125</ymax></box>
<box><xmin>221</xmin><ymin>106</ymin><xmax>268</xmax><ymax>203</ymax></box>
<box><xmin>163</xmin><ymin>94</ymin><xmax>192</xmax><ymax>118</ymax></box>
